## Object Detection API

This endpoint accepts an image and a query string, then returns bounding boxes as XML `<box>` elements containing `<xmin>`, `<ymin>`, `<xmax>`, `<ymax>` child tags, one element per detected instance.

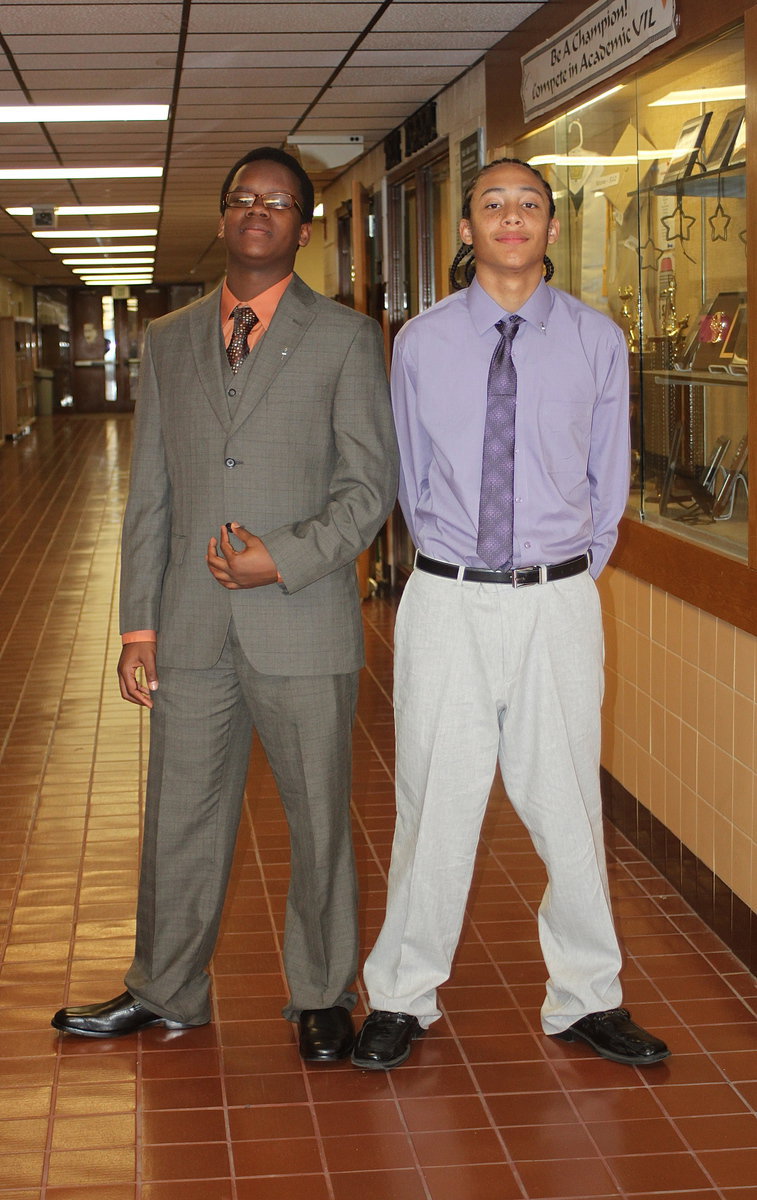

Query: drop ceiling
<box><xmin>0</xmin><ymin>0</ymin><xmax>544</xmax><ymax>288</ymax></box>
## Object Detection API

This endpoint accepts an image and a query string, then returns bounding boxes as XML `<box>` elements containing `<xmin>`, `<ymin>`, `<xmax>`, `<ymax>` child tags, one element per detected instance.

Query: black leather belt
<box><xmin>414</xmin><ymin>551</ymin><xmax>590</xmax><ymax>588</ymax></box>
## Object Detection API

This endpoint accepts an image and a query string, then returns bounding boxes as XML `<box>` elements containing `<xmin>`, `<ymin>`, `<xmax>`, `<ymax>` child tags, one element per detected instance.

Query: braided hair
<box><xmin>449</xmin><ymin>157</ymin><xmax>555</xmax><ymax>291</ymax></box>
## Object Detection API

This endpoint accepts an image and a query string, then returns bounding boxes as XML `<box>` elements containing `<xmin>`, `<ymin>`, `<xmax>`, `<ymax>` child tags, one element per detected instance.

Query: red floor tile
<box><xmin>422</xmin><ymin>1163</ymin><xmax>524</xmax><ymax>1200</ymax></box>
<box><xmin>0</xmin><ymin>416</ymin><xmax>755</xmax><ymax>1200</ymax></box>
<box><xmin>141</xmin><ymin>1142</ymin><xmax>232</xmax><ymax>1181</ymax></box>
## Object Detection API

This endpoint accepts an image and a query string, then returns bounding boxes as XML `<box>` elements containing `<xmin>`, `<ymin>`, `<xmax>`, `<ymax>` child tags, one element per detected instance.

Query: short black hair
<box><xmin>219</xmin><ymin>147</ymin><xmax>315</xmax><ymax>223</ymax></box>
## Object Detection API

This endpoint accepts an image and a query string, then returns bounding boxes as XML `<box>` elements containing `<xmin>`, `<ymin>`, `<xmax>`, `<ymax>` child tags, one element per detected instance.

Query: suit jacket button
<box><xmin>225</xmin><ymin>457</ymin><xmax>236</xmax><ymax>468</ymax></box>
<box><xmin>228</xmin><ymin>388</ymin><xmax>236</xmax><ymax>397</ymax></box>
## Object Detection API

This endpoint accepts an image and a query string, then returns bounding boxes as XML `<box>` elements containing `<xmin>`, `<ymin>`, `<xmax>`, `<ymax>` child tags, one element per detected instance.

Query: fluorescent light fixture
<box><xmin>65</xmin><ymin>257</ymin><xmax>155</xmax><ymax>266</ymax></box>
<box><xmin>81</xmin><ymin>277</ymin><xmax>153</xmax><ymax>283</ymax></box>
<box><xmin>313</xmin><ymin>203</ymin><xmax>324</xmax><ymax>218</ymax></box>
<box><xmin>75</xmin><ymin>272</ymin><xmax>153</xmax><ymax>279</ymax></box>
<box><xmin>7</xmin><ymin>205</ymin><xmax>160</xmax><ymax>215</ymax></box>
<box><xmin>0</xmin><ymin>105</ymin><xmax>169</xmax><ymax>123</ymax></box>
<box><xmin>0</xmin><ymin>167</ymin><xmax>162</xmax><ymax>179</ymax></box>
<box><xmin>33</xmin><ymin>229</ymin><xmax>157</xmax><ymax>239</ymax></box>
<box><xmin>649</xmin><ymin>86</ymin><xmax>745</xmax><ymax>106</ymax></box>
<box><xmin>49</xmin><ymin>245</ymin><xmax>156</xmax><ymax>254</ymax></box>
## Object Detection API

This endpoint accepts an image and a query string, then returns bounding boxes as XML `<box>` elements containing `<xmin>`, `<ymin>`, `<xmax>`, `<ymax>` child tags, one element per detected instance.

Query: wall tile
<box><xmin>715</xmin><ymin>620</ymin><xmax>736</xmax><ymax>690</ymax></box>
<box><xmin>698</xmin><ymin>610</ymin><xmax>718</xmax><ymax>676</ymax></box>
<box><xmin>600</xmin><ymin>571</ymin><xmax>755</xmax><ymax>963</ymax></box>
<box><xmin>733</xmin><ymin>630</ymin><xmax>756</xmax><ymax>701</ymax></box>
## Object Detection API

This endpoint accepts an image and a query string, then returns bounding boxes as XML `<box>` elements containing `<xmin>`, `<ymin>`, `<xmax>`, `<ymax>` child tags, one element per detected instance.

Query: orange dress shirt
<box><xmin>123</xmin><ymin>275</ymin><xmax>292</xmax><ymax>644</ymax></box>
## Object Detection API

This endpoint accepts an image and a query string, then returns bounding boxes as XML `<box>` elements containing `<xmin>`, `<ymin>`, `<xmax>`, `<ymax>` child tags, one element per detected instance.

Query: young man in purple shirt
<box><xmin>352</xmin><ymin>158</ymin><xmax>670</xmax><ymax>1071</ymax></box>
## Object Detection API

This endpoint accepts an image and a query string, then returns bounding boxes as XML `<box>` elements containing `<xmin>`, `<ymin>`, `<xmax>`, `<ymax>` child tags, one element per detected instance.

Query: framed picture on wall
<box><xmin>691</xmin><ymin>291</ymin><xmax>745</xmax><ymax>370</ymax></box>
<box><xmin>706</xmin><ymin>108</ymin><xmax>745</xmax><ymax>173</ymax></box>
<box><xmin>718</xmin><ymin>301</ymin><xmax>747</xmax><ymax>360</ymax></box>
<box><xmin>662</xmin><ymin>112</ymin><xmax>712</xmax><ymax>183</ymax></box>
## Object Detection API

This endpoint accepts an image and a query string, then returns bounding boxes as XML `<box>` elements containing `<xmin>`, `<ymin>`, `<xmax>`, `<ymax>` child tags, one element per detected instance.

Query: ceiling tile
<box><xmin>0</xmin><ymin>0</ymin><xmax>545</xmax><ymax>284</ymax></box>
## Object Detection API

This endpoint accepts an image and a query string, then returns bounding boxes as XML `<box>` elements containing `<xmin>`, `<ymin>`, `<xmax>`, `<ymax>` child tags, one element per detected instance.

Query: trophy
<box><xmin>618</xmin><ymin>286</ymin><xmax>640</xmax><ymax>351</ymax></box>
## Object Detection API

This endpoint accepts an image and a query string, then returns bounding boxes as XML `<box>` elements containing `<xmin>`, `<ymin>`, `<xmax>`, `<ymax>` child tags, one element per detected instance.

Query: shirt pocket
<box><xmin>537</xmin><ymin>398</ymin><xmax>593</xmax><ymax>472</ymax></box>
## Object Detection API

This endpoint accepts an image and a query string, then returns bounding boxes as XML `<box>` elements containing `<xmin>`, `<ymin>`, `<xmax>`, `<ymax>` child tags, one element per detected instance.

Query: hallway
<box><xmin>0</xmin><ymin>415</ymin><xmax>755</xmax><ymax>1199</ymax></box>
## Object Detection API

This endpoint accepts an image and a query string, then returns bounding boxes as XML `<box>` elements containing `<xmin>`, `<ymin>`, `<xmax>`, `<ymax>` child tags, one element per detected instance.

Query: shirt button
<box><xmin>225</xmin><ymin>457</ymin><xmax>236</xmax><ymax>468</ymax></box>
<box><xmin>524</xmin><ymin>541</ymin><xmax>531</xmax><ymax>549</ymax></box>
<box><xmin>515</xmin><ymin>496</ymin><xmax>522</xmax><ymax>502</ymax></box>
<box><xmin>228</xmin><ymin>388</ymin><xmax>236</xmax><ymax>397</ymax></box>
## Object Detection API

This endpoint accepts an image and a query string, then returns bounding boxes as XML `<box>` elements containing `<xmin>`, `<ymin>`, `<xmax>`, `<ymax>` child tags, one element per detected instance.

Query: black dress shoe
<box><xmin>51</xmin><ymin>991</ymin><xmax>202</xmax><ymax>1038</ymax></box>
<box><xmin>298</xmin><ymin>1006</ymin><xmax>355</xmax><ymax>1062</ymax></box>
<box><xmin>553</xmin><ymin>1007</ymin><xmax>670</xmax><ymax>1065</ymax></box>
<box><xmin>351</xmin><ymin>1009</ymin><xmax>425</xmax><ymax>1070</ymax></box>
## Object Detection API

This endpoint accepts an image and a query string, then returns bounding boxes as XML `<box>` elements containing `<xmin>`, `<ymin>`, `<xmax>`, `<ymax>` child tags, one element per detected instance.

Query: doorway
<box><xmin>70</xmin><ymin>285</ymin><xmax>202</xmax><ymax>412</ymax></box>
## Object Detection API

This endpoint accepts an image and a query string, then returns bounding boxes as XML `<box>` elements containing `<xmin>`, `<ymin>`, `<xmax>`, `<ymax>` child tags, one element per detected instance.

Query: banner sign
<box><xmin>521</xmin><ymin>0</ymin><xmax>677</xmax><ymax>123</ymax></box>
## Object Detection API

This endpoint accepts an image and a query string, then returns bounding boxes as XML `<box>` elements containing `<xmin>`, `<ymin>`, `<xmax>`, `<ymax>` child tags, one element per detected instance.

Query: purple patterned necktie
<box><xmin>227</xmin><ymin>305</ymin><xmax>259</xmax><ymax>373</ymax></box>
<box><xmin>477</xmin><ymin>314</ymin><xmax>522</xmax><ymax>569</ymax></box>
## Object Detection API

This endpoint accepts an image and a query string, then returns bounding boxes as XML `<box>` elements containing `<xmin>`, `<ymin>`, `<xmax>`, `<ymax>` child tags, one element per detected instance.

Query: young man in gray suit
<box><xmin>52</xmin><ymin>147</ymin><xmax>399</xmax><ymax>1063</ymax></box>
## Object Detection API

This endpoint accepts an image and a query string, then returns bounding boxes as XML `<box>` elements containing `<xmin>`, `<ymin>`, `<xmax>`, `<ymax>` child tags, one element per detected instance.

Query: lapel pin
<box><xmin>281</xmin><ymin>347</ymin><xmax>289</xmax><ymax>358</ymax></box>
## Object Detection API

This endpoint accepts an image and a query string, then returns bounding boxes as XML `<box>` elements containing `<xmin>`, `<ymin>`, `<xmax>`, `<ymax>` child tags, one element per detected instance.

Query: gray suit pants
<box><xmin>125</xmin><ymin>620</ymin><xmax>360</xmax><ymax>1024</ymax></box>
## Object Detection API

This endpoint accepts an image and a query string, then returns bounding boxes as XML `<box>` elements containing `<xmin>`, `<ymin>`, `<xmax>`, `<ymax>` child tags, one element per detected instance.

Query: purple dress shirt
<box><xmin>390</xmin><ymin>276</ymin><xmax>631</xmax><ymax>578</ymax></box>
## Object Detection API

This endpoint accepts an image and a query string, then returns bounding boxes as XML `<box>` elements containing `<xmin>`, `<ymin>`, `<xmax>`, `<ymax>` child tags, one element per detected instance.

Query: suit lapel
<box><xmin>189</xmin><ymin>283</ymin><xmax>231</xmax><ymax>432</ymax></box>
<box><xmin>228</xmin><ymin>275</ymin><xmax>318</xmax><ymax>435</ymax></box>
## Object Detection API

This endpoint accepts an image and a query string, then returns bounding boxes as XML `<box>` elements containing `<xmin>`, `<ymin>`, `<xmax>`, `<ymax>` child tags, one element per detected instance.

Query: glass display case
<box><xmin>514</xmin><ymin>25</ymin><xmax>748</xmax><ymax>561</ymax></box>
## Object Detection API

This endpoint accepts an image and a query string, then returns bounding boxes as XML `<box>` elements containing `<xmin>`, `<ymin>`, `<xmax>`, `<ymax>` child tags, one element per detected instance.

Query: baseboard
<box><xmin>600</xmin><ymin>768</ymin><xmax>756</xmax><ymax>975</ymax></box>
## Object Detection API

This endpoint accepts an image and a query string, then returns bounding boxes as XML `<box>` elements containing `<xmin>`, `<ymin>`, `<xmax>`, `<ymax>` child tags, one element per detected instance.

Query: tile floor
<box><xmin>0</xmin><ymin>414</ymin><xmax>756</xmax><ymax>1200</ymax></box>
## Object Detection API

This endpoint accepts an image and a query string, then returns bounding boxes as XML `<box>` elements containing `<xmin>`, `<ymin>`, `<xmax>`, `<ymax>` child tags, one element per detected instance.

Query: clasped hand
<box><xmin>206</xmin><ymin>521</ymin><xmax>279</xmax><ymax>589</ymax></box>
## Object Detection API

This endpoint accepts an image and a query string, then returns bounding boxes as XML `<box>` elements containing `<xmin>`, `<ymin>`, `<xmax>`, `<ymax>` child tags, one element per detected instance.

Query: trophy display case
<box><xmin>513</xmin><ymin>25</ymin><xmax>748</xmax><ymax>561</ymax></box>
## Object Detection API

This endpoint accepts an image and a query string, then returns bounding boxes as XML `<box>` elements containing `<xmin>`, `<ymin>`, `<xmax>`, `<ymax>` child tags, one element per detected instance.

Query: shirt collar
<box><xmin>221</xmin><ymin>273</ymin><xmax>293</xmax><ymax>330</ymax></box>
<box><xmin>467</xmin><ymin>275</ymin><xmax>554</xmax><ymax>336</ymax></box>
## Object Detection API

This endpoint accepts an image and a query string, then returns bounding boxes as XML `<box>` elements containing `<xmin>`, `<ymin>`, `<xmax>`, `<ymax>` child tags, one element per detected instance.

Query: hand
<box><xmin>206</xmin><ymin>522</ymin><xmax>279</xmax><ymax>589</ymax></box>
<box><xmin>118</xmin><ymin>641</ymin><xmax>158</xmax><ymax>708</ymax></box>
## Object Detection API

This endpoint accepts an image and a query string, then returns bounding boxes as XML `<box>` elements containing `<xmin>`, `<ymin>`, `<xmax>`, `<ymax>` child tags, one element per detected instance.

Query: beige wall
<box><xmin>0</xmin><ymin>275</ymin><xmax>33</xmax><ymax>319</ymax></box>
<box><xmin>598</xmin><ymin>567</ymin><xmax>756</xmax><ymax>909</ymax></box>
<box><xmin>294</xmin><ymin>218</ymin><xmax>326</xmax><ymax>296</ymax></box>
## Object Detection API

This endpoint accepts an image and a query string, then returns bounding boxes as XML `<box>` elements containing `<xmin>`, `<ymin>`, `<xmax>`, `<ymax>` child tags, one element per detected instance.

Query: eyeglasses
<box><xmin>224</xmin><ymin>191</ymin><xmax>303</xmax><ymax>215</ymax></box>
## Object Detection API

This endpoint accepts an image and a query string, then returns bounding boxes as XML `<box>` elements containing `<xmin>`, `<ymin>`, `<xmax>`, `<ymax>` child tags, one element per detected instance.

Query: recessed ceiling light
<box><xmin>33</xmin><ymin>229</ymin><xmax>158</xmax><ymax>239</ymax></box>
<box><xmin>48</xmin><ymin>245</ymin><xmax>156</xmax><ymax>254</ymax></box>
<box><xmin>65</xmin><ymin>257</ymin><xmax>155</xmax><ymax>266</ymax></box>
<box><xmin>7</xmin><ymin>205</ymin><xmax>161</xmax><ymax>215</ymax></box>
<box><xmin>0</xmin><ymin>167</ymin><xmax>162</xmax><ymax>179</ymax></box>
<box><xmin>0</xmin><ymin>105</ymin><xmax>169</xmax><ymax>122</ymax></box>
<box><xmin>75</xmin><ymin>272</ymin><xmax>154</xmax><ymax>279</ymax></box>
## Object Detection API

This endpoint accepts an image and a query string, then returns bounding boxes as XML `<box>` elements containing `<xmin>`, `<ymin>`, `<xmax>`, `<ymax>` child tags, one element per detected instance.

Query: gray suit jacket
<box><xmin>120</xmin><ymin>274</ymin><xmax>399</xmax><ymax>674</ymax></box>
